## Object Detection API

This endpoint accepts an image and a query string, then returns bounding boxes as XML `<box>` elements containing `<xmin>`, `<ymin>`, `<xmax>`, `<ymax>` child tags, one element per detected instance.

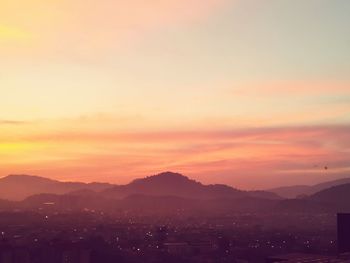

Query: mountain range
<box><xmin>0</xmin><ymin>172</ymin><xmax>349</xmax><ymax>214</ymax></box>
<box><xmin>102</xmin><ymin>172</ymin><xmax>280</xmax><ymax>200</ymax></box>
<box><xmin>268</xmin><ymin>177</ymin><xmax>350</xmax><ymax>198</ymax></box>
<box><xmin>0</xmin><ymin>172</ymin><xmax>280</xmax><ymax>201</ymax></box>
<box><xmin>310</xmin><ymin>183</ymin><xmax>350</xmax><ymax>211</ymax></box>
<box><xmin>0</xmin><ymin>174</ymin><xmax>112</xmax><ymax>201</ymax></box>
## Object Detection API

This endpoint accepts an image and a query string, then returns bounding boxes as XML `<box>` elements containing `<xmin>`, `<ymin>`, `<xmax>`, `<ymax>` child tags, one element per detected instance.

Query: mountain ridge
<box><xmin>0</xmin><ymin>172</ymin><xmax>349</xmax><ymax>215</ymax></box>
<box><xmin>0</xmin><ymin>174</ymin><xmax>113</xmax><ymax>201</ymax></box>
<box><xmin>0</xmin><ymin>172</ymin><xmax>280</xmax><ymax>201</ymax></box>
<box><xmin>268</xmin><ymin>177</ymin><xmax>350</xmax><ymax>198</ymax></box>
<box><xmin>102</xmin><ymin>171</ymin><xmax>281</xmax><ymax>200</ymax></box>
<box><xmin>309</xmin><ymin>183</ymin><xmax>350</xmax><ymax>211</ymax></box>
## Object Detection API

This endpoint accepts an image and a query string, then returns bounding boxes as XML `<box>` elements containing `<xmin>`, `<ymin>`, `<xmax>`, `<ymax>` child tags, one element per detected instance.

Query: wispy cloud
<box><xmin>1</xmin><ymin>124</ymin><xmax>349</xmax><ymax>188</ymax></box>
<box><xmin>230</xmin><ymin>80</ymin><xmax>350</xmax><ymax>97</ymax></box>
<box><xmin>0</xmin><ymin>120</ymin><xmax>29</xmax><ymax>125</ymax></box>
<box><xmin>13</xmin><ymin>124</ymin><xmax>350</xmax><ymax>143</ymax></box>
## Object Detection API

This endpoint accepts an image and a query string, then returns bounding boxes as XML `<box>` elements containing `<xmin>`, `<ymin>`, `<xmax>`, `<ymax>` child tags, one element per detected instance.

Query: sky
<box><xmin>0</xmin><ymin>0</ymin><xmax>349</xmax><ymax>189</ymax></box>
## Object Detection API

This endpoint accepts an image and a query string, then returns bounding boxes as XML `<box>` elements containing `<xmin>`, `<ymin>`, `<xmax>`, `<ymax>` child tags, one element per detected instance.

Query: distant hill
<box><xmin>269</xmin><ymin>177</ymin><xmax>350</xmax><ymax>198</ymax></box>
<box><xmin>21</xmin><ymin>192</ymin><xmax>116</xmax><ymax>211</ymax></box>
<box><xmin>0</xmin><ymin>199</ymin><xmax>15</xmax><ymax>211</ymax></box>
<box><xmin>309</xmin><ymin>183</ymin><xmax>350</xmax><ymax>211</ymax></box>
<box><xmin>2</xmin><ymin>171</ymin><xmax>350</xmax><ymax>215</ymax></box>
<box><xmin>267</xmin><ymin>181</ymin><xmax>350</xmax><ymax>213</ymax></box>
<box><xmin>0</xmin><ymin>172</ymin><xmax>280</xmax><ymax>202</ymax></box>
<box><xmin>275</xmin><ymin>199</ymin><xmax>332</xmax><ymax>213</ymax></box>
<box><xmin>102</xmin><ymin>172</ymin><xmax>281</xmax><ymax>200</ymax></box>
<box><xmin>118</xmin><ymin>195</ymin><xmax>279</xmax><ymax>215</ymax></box>
<box><xmin>248</xmin><ymin>190</ymin><xmax>282</xmax><ymax>200</ymax></box>
<box><xmin>0</xmin><ymin>174</ymin><xmax>113</xmax><ymax>201</ymax></box>
<box><xmin>17</xmin><ymin>192</ymin><xmax>279</xmax><ymax>215</ymax></box>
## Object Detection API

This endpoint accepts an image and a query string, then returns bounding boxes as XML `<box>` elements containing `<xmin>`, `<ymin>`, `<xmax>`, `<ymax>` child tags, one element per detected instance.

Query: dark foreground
<box><xmin>0</xmin><ymin>210</ymin><xmax>340</xmax><ymax>263</ymax></box>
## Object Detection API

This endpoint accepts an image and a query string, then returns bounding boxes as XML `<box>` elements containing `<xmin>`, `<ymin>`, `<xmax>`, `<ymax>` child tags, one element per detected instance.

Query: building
<box><xmin>338</xmin><ymin>213</ymin><xmax>350</xmax><ymax>254</ymax></box>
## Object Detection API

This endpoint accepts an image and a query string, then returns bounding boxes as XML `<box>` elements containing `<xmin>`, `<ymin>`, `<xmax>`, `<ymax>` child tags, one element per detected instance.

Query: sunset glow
<box><xmin>1</xmin><ymin>0</ymin><xmax>350</xmax><ymax>189</ymax></box>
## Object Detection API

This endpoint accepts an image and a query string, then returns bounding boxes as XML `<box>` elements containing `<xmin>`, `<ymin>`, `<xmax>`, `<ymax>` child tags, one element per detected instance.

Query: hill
<box><xmin>2</xmin><ymin>171</ymin><xmax>349</xmax><ymax>215</ymax></box>
<box><xmin>102</xmin><ymin>172</ymin><xmax>281</xmax><ymax>200</ymax></box>
<box><xmin>0</xmin><ymin>172</ymin><xmax>280</xmax><ymax>201</ymax></box>
<box><xmin>269</xmin><ymin>177</ymin><xmax>350</xmax><ymax>198</ymax></box>
<box><xmin>0</xmin><ymin>174</ymin><xmax>112</xmax><ymax>201</ymax></box>
<box><xmin>309</xmin><ymin>183</ymin><xmax>350</xmax><ymax>211</ymax></box>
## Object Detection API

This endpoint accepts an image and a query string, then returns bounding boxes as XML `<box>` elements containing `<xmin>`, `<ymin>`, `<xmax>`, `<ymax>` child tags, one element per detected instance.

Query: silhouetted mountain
<box><xmin>102</xmin><ymin>172</ymin><xmax>280</xmax><ymax>200</ymax></box>
<box><xmin>269</xmin><ymin>182</ymin><xmax>350</xmax><ymax>213</ymax></box>
<box><xmin>268</xmin><ymin>185</ymin><xmax>310</xmax><ymax>199</ymax></box>
<box><xmin>0</xmin><ymin>174</ymin><xmax>112</xmax><ymax>201</ymax></box>
<box><xmin>118</xmin><ymin>194</ymin><xmax>279</xmax><ymax>215</ymax></box>
<box><xmin>21</xmin><ymin>192</ymin><xmax>117</xmax><ymax>211</ymax></box>
<box><xmin>0</xmin><ymin>172</ymin><xmax>285</xmax><ymax>215</ymax></box>
<box><xmin>248</xmin><ymin>190</ymin><xmax>282</xmax><ymax>200</ymax></box>
<box><xmin>0</xmin><ymin>172</ymin><xmax>280</xmax><ymax>202</ymax></box>
<box><xmin>311</xmin><ymin>178</ymin><xmax>350</xmax><ymax>194</ymax></box>
<box><xmin>0</xmin><ymin>199</ymin><xmax>14</xmax><ymax>210</ymax></box>
<box><xmin>274</xmin><ymin>199</ymin><xmax>332</xmax><ymax>213</ymax></box>
<box><xmin>269</xmin><ymin>177</ymin><xmax>350</xmax><ymax>198</ymax></box>
<box><xmin>67</xmin><ymin>189</ymin><xmax>100</xmax><ymax>196</ymax></box>
<box><xmin>4</xmin><ymin>176</ymin><xmax>349</xmax><ymax>215</ymax></box>
<box><xmin>16</xmin><ymin>192</ymin><xmax>280</xmax><ymax>215</ymax></box>
<box><xmin>309</xmin><ymin>183</ymin><xmax>350</xmax><ymax>211</ymax></box>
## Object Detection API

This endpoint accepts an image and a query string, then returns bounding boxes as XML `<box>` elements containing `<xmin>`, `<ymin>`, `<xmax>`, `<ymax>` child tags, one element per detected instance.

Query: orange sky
<box><xmin>1</xmin><ymin>122</ymin><xmax>350</xmax><ymax>189</ymax></box>
<box><xmin>1</xmin><ymin>0</ymin><xmax>350</xmax><ymax>189</ymax></box>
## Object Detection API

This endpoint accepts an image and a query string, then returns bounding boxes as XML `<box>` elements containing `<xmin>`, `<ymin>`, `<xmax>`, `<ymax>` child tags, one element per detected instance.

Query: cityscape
<box><xmin>0</xmin><ymin>172</ymin><xmax>349</xmax><ymax>262</ymax></box>
<box><xmin>1</xmin><ymin>0</ymin><xmax>350</xmax><ymax>262</ymax></box>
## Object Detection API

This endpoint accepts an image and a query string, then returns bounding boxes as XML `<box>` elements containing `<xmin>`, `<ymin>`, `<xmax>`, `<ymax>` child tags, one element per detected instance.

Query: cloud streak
<box><xmin>1</xmin><ymin>124</ymin><xmax>349</xmax><ymax>188</ymax></box>
<box><xmin>230</xmin><ymin>80</ymin><xmax>350</xmax><ymax>97</ymax></box>
<box><xmin>0</xmin><ymin>120</ymin><xmax>29</xmax><ymax>125</ymax></box>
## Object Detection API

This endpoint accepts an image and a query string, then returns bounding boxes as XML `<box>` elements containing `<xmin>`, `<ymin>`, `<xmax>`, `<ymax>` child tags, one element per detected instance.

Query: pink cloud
<box><xmin>2</xmin><ymin>125</ymin><xmax>350</xmax><ymax>188</ymax></box>
<box><xmin>231</xmin><ymin>80</ymin><xmax>350</xmax><ymax>96</ymax></box>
